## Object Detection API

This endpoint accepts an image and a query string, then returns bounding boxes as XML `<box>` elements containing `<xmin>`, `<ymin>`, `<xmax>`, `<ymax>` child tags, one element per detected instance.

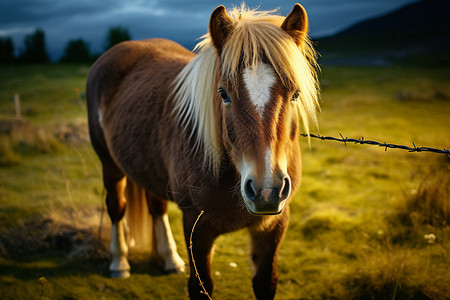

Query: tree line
<box><xmin>0</xmin><ymin>26</ymin><xmax>131</xmax><ymax>64</ymax></box>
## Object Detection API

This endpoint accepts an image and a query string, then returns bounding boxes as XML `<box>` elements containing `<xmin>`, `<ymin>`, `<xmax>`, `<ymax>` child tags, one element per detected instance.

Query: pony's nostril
<box><xmin>279</xmin><ymin>176</ymin><xmax>291</xmax><ymax>200</ymax></box>
<box><xmin>244</xmin><ymin>179</ymin><xmax>257</xmax><ymax>201</ymax></box>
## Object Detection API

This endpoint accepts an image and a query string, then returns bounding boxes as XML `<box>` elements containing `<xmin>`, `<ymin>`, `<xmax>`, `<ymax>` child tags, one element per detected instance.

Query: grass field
<box><xmin>0</xmin><ymin>64</ymin><xmax>449</xmax><ymax>299</ymax></box>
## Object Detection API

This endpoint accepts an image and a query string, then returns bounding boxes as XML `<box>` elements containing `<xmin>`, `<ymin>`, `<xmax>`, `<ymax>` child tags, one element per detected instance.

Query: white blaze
<box><xmin>264</xmin><ymin>147</ymin><xmax>273</xmax><ymax>187</ymax></box>
<box><xmin>243</xmin><ymin>63</ymin><xmax>276</xmax><ymax>115</ymax></box>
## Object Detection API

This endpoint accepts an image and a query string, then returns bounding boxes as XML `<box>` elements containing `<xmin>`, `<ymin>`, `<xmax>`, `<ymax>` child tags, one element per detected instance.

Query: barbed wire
<box><xmin>300</xmin><ymin>133</ymin><xmax>450</xmax><ymax>159</ymax></box>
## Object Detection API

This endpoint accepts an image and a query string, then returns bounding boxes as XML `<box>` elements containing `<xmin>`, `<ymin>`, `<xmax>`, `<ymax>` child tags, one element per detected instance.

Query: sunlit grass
<box><xmin>0</xmin><ymin>64</ymin><xmax>449</xmax><ymax>299</ymax></box>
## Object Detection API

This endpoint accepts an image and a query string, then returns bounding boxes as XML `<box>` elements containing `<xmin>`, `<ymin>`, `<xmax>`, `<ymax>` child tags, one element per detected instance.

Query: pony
<box><xmin>86</xmin><ymin>3</ymin><xmax>319</xmax><ymax>299</ymax></box>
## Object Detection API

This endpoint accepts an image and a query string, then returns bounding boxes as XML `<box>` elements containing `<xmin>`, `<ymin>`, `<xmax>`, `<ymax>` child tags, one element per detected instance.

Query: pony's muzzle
<box><xmin>243</xmin><ymin>176</ymin><xmax>291</xmax><ymax>215</ymax></box>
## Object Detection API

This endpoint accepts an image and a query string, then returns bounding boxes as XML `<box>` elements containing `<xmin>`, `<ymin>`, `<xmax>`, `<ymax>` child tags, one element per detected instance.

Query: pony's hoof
<box><xmin>163</xmin><ymin>255</ymin><xmax>185</xmax><ymax>274</ymax></box>
<box><xmin>165</xmin><ymin>265</ymin><xmax>185</xmax><ymax>274</ymax></box>
<box><xmin>110</xmin><ymin>270</ymin><xmax>131</xmax><ymax>278</ymax></box>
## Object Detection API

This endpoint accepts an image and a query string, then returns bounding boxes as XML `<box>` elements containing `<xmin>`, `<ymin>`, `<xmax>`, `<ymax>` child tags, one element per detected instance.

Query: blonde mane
<box><xmin>172</xmin><ymin>4</ymin><xmax>320</xmax><ymax>175</ymax></box>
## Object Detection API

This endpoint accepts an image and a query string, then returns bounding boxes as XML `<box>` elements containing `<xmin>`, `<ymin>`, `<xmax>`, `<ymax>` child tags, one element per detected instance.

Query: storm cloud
<box><xmin>0</xmin><ymin>0</ymin><xmax>416</xmax><ymax>61</ymax></box>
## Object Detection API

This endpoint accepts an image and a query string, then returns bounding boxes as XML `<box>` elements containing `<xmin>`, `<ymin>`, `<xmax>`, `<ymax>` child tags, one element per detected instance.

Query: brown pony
<box><xmin>86</xmin><ymin>3</ymin><xmax>319</xmax><ymax>299</ymax></box>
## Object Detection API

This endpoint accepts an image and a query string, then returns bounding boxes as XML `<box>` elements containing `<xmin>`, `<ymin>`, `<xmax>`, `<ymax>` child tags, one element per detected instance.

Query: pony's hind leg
<box><xmin>147</xmin><ymin>194</ymin><xmax>185</xmax><ymax>273</ymax></box>
<box><xmin>103</xmin><ymin>162</ymin><xmax>131</xmax><ymax>278</ymax></box>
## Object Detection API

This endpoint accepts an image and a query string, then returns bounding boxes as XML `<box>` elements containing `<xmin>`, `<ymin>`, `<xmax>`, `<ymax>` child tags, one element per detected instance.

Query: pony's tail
<box><xmin>125</xmin><ymin>178</ymin><xmax>153</xmax><ymax>252</ymax></box>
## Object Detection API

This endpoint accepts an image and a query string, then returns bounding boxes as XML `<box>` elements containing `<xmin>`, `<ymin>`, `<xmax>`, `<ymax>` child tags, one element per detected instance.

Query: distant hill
<box><xmin>316</xmin><ymin>0</ymin><xmax>450</xmax><ymax>66</ymax></box>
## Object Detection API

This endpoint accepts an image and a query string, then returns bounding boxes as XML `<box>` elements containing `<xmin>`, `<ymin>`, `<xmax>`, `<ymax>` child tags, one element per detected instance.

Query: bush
<box><xmin>18</xmin><ymin>28</ymin><xmax>49</xmax><ymax>63</ymax></box>
<box><xmin>60</xmin><ymin>38</ymin><xmax>92</xmax><ymax>63</ymax></box>
<box><xmin>0</xmin><ymin>37</ymin><xmax>14</xmax><ymax>64</ymax></box>
<box><xmin>104</xmin><ymin>26</ymin><xmax>131</xmax><ymax>51</ymax></box>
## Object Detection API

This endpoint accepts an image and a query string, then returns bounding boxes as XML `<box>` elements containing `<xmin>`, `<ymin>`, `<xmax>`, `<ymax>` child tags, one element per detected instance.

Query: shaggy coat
<box><xmin>86</xmin><ymin>4</ymin><xmax>319</xmax><ymax>299</ymax></box>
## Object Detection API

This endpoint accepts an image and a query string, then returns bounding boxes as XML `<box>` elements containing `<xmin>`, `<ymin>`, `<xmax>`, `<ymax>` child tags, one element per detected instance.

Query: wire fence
<box><xmin>300</xmin><ymin>133</ymin><xmax>450</xmax><ymax>159</ymax></box>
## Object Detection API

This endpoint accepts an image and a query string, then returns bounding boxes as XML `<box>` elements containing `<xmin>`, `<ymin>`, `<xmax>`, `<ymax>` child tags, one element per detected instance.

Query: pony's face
<box><xmin>219</xmin><ymin>66</ymin><xmax>301</xmax><ymax>215</ymax></box>
<box><xmin>210</xmin><ymin>4</ymin><xmax>312</xmax><ymax>215</ymax></box>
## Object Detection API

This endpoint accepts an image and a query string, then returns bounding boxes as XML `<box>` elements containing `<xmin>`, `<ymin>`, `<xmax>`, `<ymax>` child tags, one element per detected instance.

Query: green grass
<box><xmin>0</xmin><ymin>64</ymin><xmax>89</xmax><ymax>124</ymax></box>
<box><xmin>0</xmin><ymin>64</ymin><xmax>449</xmax><ymax>299</ymax></box>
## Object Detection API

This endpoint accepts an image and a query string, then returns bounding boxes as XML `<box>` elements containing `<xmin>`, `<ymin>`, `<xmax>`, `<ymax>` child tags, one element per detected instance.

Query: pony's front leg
<box><xmin>249</xmin><ymin>210</ymin><xmax>289</xmax><ymax>300</ymax></box>
<box><xmin>183</xmin><ymin>210</ymin><xmax>217</xmax><ymax>299</ymax></box>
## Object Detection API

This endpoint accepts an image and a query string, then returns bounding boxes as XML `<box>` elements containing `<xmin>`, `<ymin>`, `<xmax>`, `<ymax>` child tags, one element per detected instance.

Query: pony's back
<box><xmin>86</xmin><ymin>38</ymin><xmax>195</xmax><ymax>192</ymax></box>
<box><xmin>86</xmin><ymin>38</ymin><xmax>193</xmax><ymax>115</ymax></box>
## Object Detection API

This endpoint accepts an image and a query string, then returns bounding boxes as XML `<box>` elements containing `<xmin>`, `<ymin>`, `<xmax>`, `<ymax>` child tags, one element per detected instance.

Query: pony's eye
<box><xmin>218</xmin><ymin>87</ymin><xmax>231</xmax><ymax>104</ymax></box>
<box><xmin>291</xmin><ymin>90</ymin><xmax>300</xmax><ymax>102</ymax></box>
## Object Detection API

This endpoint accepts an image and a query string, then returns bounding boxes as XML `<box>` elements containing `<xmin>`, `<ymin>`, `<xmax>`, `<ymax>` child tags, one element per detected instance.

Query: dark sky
<box><xmin>0</xmin><ymin>0</ymin><xmax>417</xmax><ymax>61</ymax></box>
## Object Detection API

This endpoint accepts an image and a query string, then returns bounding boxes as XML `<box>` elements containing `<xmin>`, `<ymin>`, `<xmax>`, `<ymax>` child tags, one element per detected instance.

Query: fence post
<box><xmin>13</xmin><ymin>93</ymin><xmax>21</xmax><ymax>118</ymax></box>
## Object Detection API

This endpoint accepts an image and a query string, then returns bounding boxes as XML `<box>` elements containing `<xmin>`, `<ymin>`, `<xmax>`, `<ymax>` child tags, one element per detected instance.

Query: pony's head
<box><xmin>210</xmin><ymin>4</ymin><xmax>319</xmax><ymax>215</ymax></box>
<box><xmin>173</xmin><ymin>4</ymin><xmax>319</xmax><ymax>215</ymax></box>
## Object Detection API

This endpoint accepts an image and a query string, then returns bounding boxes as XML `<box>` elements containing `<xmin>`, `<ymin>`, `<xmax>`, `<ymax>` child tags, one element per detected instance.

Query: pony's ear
<box><xmin>281</xmin><ymin>3</ymin><xmax>309</xmax><ymax>46</ymax></box>
<box><xmin>209</xmin><ymin>5</ymin><xmax>233</xmax><ymax>53</ymax></box>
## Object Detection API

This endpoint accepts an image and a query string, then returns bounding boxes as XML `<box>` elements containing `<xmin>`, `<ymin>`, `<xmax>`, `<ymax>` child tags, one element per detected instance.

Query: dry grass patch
<box><xmin>343</xmin><ymin>248</ymin><xmax>449</xmax><ymax>300</ymax></box>
<box><xmin>339</xmin><ymin>166</ymin><xmax>450</xmax><ymax>300</ymax></box>
<box><xmin>0</xmin><ymin>208</ymin><xmax>109</xmax><ymax>262</ymax></box>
